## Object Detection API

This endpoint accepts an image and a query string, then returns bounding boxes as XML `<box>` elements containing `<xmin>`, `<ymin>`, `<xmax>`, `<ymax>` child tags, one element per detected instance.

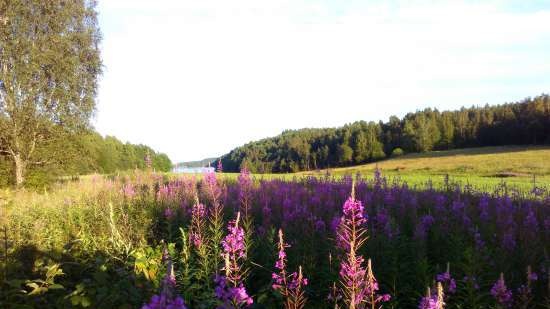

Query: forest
<box><xmin>0</xmin><ymin>130</ymin><xmax>172</xmax><ymax>187</ymax></box>
<box><xmin>220</xmin><ymin>95</ymin><xmax>550</xmax><ymax>173</ymax></box>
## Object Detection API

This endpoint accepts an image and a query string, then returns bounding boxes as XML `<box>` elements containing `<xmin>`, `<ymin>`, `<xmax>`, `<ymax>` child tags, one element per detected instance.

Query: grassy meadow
<box><xmin>296</xmin><ymin>146</ymin><xmax>550</xmax><ymax>192</ymax></box>
<box><xmin>1</xmin><ymin>146</ymin><xmax>549</xmax><ymax>308</ymax></box>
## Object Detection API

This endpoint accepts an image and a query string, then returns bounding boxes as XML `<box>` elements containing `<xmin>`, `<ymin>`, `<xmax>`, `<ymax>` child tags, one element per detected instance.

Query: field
<box><xmin>1</xmin><ymin>169</ymin><xmax>549</xmax><ymax>308</ymax></box>
<box><xmin>298</xmin><ymin>146</ymin><xmax>550</xmax><ymax>192</ymax></box>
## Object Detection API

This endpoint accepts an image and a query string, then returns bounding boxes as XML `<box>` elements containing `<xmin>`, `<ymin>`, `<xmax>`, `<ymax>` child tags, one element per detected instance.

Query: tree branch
<box><xmin>30</xmin><ymin>159</ymin><xmax>50</xmax><ymax>166</ymax></box>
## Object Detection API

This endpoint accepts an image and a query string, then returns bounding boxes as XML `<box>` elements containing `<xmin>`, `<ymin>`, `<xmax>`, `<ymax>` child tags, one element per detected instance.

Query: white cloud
<box><xmin>94</xmin><ymin>1</ymin><xmax>550</xmax><ymax>162</ymax></box>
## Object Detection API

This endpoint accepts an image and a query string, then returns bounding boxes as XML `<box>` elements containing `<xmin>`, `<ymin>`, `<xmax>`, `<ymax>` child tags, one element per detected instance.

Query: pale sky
<box><xmin>94</xmin><ymin>0</ymin><xmax>550</xmax><ymax>163</ymax></box>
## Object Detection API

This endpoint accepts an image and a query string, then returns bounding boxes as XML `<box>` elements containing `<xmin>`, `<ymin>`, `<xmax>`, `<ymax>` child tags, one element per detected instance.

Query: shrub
<box><xmin>391</xmin><ymin>147</ymin><xmax>405</xmax><ymax>157</ymax></box>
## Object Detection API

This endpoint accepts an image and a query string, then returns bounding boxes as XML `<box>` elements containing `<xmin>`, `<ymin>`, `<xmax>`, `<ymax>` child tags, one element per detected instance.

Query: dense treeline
<box><xmin>221</xmin><ymin>94</ymin><xmax>550</xmax><ymax>173</ymax></box>
<box><xmin>0</xmin><ymin>130</ymin><xmax>172</xmax><ymax>187</ymax></box>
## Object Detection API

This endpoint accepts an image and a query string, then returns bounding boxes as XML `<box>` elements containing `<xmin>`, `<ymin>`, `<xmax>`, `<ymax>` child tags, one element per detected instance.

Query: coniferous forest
<box><xmin>221</xmin><ymin>95</ymin><xmax>550</xmax><ymax>173</ymax></box>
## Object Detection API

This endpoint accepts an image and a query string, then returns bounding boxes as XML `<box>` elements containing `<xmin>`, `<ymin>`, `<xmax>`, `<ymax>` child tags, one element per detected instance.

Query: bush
<box><xmin>391</xmin><ymin>147</ymin><xmax>405</xmax><ymax>157</ymax></box>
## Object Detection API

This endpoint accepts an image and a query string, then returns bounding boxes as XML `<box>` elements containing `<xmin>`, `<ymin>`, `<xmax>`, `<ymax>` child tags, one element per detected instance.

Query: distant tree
<box><xmin>364</xmin><ymin>122</ymin><xmax>385</xmax><ymax>160</ymax></box>
<box><xmin>337</xmin><ymin>143</ymin><xmax>353</xmax><ymax>165</ymax></box>
<box><xmin>352</xmin><ymin>130</ymin><xmax>369</xmax><ymax>163</ymax></box>
<box><xmin>403</xmin><ymin>113</ymin><xmax>440</xmax><ymax>152</ymax></box>
<box><xmin>0</xmin><ymin>0</ymin><xmax>102</xmax><ymax>186</ymax></box>
<box><xmin>439</xmin><ymin>113</ymin><xmax>455</xmax><ymax>149</ymax></box>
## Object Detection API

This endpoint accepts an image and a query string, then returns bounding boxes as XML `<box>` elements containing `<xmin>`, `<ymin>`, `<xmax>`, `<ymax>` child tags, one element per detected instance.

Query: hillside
<box><xmin>299</xmin><ymin>146</ymin><xmax>550</xmax><ymax>190</ymax></box>
<box><xmin>220</xmin><ymin>94</ymin><xmax>550</xmax><ymax>173</ymax></box>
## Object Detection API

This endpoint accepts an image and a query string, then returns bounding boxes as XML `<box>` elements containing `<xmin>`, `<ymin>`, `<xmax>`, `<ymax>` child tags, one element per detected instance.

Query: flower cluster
<box><xmin>141</xmin><ymin>294</ymin><xmax>186</xmax><ymax>309</ymax></box>
<box><xmin>221</xmin><ymin>216</ymin><xmax>246</xmax><ymax>260</ymax></box>
<box><xmin>215</xmin><ymin>212</ymin><xmax>252</xmax><ymax>308</ymax></box>
<box><xmin>121</xmin><ymin>183</ymin><xmax>136</xmax><ymax>199</ymax></box>
<box><xmin>337</xmin><ymin>196</ymin><xmax>367</xmax><ymax>250</ymax></box>
<box><xmin>436</xmin><ymin>263</ymin><xmax>456</xmax><ymax>294</ymax></box>
<box><xmin>214</xmin><ymin>275</ymin><xmax>253</xmax><ymax>309</ymax></box>
<box><xmin>418</xmin><ymin>283</ymin><xmax>445</xmax><ymax>309</ymax></box>
<box><xmin>491</xmin><ymin>273</ymin><xmax>513</xmax><ymax>308</ymax></box>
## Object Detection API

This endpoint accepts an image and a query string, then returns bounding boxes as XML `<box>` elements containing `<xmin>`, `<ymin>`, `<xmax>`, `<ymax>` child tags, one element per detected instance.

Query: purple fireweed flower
<box><xmin>451</xmin><ymin>200</ymin><xmax>465</xmax><ymax>214</ymax></box>
<box><xmin>478</xmin><ymin>195</ymin><xmax>490</xmax><ymax>222</ymax></box>
<box><xmin>524</xmin><ymin>209</ymin><xmax>539</xmax><ymax>233</ymax></box>
<box><xmin>375</xmin><ymin>208</ymin><xmax>389</xmax><ymax>228</ymax></box>
<box><xmin>473</xmin><ymin>229</ymin><xmax>485</xmax><ymax>250</ymax></box>
<box><xmin>418</xmin><ymin>283</ymin><xmax>445</xmax><ymax>309</ymax></box>
<box><xmin>142</xmin><ymin>250</ymin><xmax>187</xmax><ymax>309</ymax></box>
<box><xmin>491</xmin><ymin>273</ymin><xmax>513</xmax><ymax>307</ymax></box>
<box><xmin>337</xmin><ymin>196</ymin><xmax>366</xmax><ymax>249</ymax></box>
<box><xmin>216</xmin><ymin>212</ymin><xmax>252</xmax><ymax>308</ymax></box>
<box><xmin>157</xmin><ymin>185</ymin><xmax>170</xmax><ymax>201</ymax></box>
<box><xmin>337</xmin><ymin>188</ymin><xmax>390</xmax><ymax>309</ymax></box>
<box><xmin>314</xmin><ymin>218</ymin><xmax>326</xmax><ymax>232</ymax></box>
<box><xmin>122</xmin><ymin>183</ymin><xmax>136</xmax><ymax>199</ymax></box>
<box><xmin>203</xmin><ymin>171</ymin><xmax>222</xmax><ymax>205</ymax></box>
<box><xmin>141</xmin><ymin>295</ymin><xmax>187</xmax><ymax>309</ymax></box>
<box><xmin>190</xmin><ymin>201</ymin><xmax>207</xmax><ymax>248</ymax></box>
<box><xmin>238</xmin><ymin>167</ymin><xmax>253</xmax><ymax>218</ymax></box>
<box><xmin>164</xmin><ymin>208</ymin><xmax>174</xmax><ymax>220</ymax></box>
<box><xmin>415</xmin><ymin>215</ymin><xmax>435</xmax><ymax>240</ymax></box>
<box><xmin>330</xmin><ymin>216</ymin><xmax>341</xmax><ymax>233</ymax></box>
<box><xmin>516</xmin><ymin>265</ymin><xmax>538</xmax><ymax>307</ymax></box>
<box><xmin>214</xmin><ymin>275</ymin><xmax>253</xmax><ymax>309</ymax></box>
<box><xmin>502</xmin><ymin>229</ymin><xmax>516</xmax><ymax>251</ymax></box>
<box><xmin>531</xmin><ymin>186</ymin><xmax>544</xmax><ymax>197</ymax></box>
<box><xmin>221</xmin><ymin>217</ymin><xmax>246</xmax><ymax>259</ymax></box>
<box><xmin>436</xmin><ymin>264</ymin><xmax>456</xmax><ymax>294</ymax></box>
<box><xmin>272</xmin><ymin>229</ymin><xmax>308</xmax><ymax>309</ymax></box>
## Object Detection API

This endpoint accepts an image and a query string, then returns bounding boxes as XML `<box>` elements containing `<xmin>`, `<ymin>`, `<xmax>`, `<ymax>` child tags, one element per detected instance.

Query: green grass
<box><xmin>293</xmin><ymin>145</ymin><xmax>550</xmax><ymax>192</ymax></box>
<box><xmin>167</xmin><ymin>146</ymin><xmax>550</xmax><ymax>192</ymax></box>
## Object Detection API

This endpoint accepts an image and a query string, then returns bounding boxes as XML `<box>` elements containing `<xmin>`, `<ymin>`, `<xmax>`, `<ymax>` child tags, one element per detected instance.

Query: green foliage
<box><xmin>25</xmin><ymin>262</ymin><xmax>65</xmax><ymax>296</ymax></box>
<box><xmin>0</xmin><ymin>0</ymin><xmax>102</xmax><ymax>186</ymax></box>
<box><xmin>391</xmin><ymin>148</ymin><xmax>405</xmax><ymax>157</ymax></box>
<box><xmin>0</xmin><ymin>130</ymin><xmax>172</xmax><ymax>188</ymax></box>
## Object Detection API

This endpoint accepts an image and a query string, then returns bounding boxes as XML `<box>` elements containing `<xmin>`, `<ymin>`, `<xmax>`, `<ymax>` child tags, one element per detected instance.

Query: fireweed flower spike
<box><xmin>189</xmin><ymin>196</ymin><xmax>212</xmax><ymax>285</ymax></box>
<box><xmin>517</xmin><ymin>265</ymin><xmax>538</xmax><ymax>308</ymax></box>
<box><xmin>418</xmin><ymin>283</ymin><xmax>445</xmax><ymax>309</ymax></box>
<box><xmin>436</xmin><ymin>263</ymin><xmax>456</xmax><ymax>294</ymax></box>
<box><xmin>337</xmin><ymin>182</ymin><xmax>390</xmax><ymax>309</ymax></box>
<box><xmin>238</xmin><ymin>167</ymin><xmax>253</xmax><ymax>218</ymax></box>
<box><xmin>238</xmin><ymin>167</ymin><xmax>254</xmax><ymax>254</ymax></box>
<box><xmin>190</xmin><ymin>196</ymin><xmax>207</xmax><ymax>249</ymax></box>
<box><xmin>203</xmin><ymin>170</ymin><xmax>225</xmax><ymax>275</ymax></box>
<box><xmin>142</xmin><ymin>249</ymin><xmax>187</xmax><ymax>309</ymax></box>
<box><xmin>365</xmin><ymin>259</ymin><xmax>391</xmax><ymax>308</ymax></box>
<box><xmin>491</xmin><ymin>273</ymin><xmax>513</xmax><ymax>308</ymax></box>
<box><xmin>272</xmin><ymin>229</ymin><xmax>308</xmax><ymax>309</ymax></box>
<box><xmin>215</xmin><ymin>212</ymin><xmax>253</xmax><ymax>308</ymax></box>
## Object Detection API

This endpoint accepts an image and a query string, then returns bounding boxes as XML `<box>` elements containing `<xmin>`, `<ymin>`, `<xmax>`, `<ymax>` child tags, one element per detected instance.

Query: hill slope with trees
<box><xmin>220</xmin><ymin>94</ymin><xmax>550</xmax><ymax>173</ymax></box>
<box><xmin>0</xmin><ymin>130</ymin><xmax>172</xmax><ymax>187</ymax></box>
